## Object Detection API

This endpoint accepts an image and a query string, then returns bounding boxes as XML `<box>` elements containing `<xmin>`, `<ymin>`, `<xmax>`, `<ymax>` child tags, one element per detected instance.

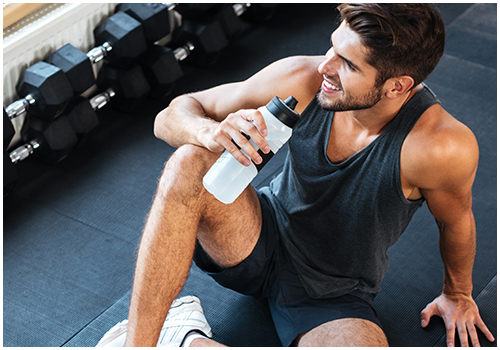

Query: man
<box><xmin>98</xmin><ymin>3</ymin><xmax>494</xmax><ymax>347</ymax></box>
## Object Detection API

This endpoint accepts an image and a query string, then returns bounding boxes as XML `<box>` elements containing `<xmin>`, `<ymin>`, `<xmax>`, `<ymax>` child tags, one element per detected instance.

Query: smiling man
<box><xmin>98</xmin><ymin>3</ymin><xmax>494</xmax><ymax>347</ymax></box>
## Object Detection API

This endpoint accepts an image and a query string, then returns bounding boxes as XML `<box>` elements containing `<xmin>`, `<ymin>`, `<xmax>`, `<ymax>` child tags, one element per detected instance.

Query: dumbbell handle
<box><xmin>90</xmin><ymin>88</ymin><xmax>115</xmax><ymax>110</ymax></box>
<box><xmin>173</xmin><ymin>42</ymin><xmax>195</xmax><ymax>61</ymax></box>
<box><xmin>5</xmin><ymin>94</ymin><xmax>36</xmax><ymax>119</ymax></box>
<box><xmin>9</xmin><ymin>140</ymin><xmax>40</xmax><ymax>164</ymax></box>
<box><xmin>233</xmin><ymin>3</ymin><xmax>249</xmax><ymax>17</ymax></box>
<box><xmin>87</xmin><ymin>42</ymin><xmax>113</xmax><ymax>64</ymax></box>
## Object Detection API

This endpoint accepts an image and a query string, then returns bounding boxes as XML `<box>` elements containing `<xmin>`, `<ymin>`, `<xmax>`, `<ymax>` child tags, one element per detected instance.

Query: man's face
<box><xmin>317</xmin><ymin>21</ymin><xmax>383</xmax><ymax>112</ymax></box>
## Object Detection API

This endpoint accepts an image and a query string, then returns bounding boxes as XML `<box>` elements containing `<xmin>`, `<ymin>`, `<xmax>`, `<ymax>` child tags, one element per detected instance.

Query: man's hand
<box><xmin>420</xmin><ymin>293</ymin><xmax>495</xmax><ymax>347</ymax></box>
<box><xmin>206</xmin><ymin>109</ymin><xmax>270</xmax><ymax>167</ymax></box>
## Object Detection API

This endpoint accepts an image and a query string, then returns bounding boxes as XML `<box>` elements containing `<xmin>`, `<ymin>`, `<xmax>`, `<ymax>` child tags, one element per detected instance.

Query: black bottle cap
<box><xmin>266</xmin><ymin>96</ymin><xmax>300</xmax><ymax>129</ymax></box>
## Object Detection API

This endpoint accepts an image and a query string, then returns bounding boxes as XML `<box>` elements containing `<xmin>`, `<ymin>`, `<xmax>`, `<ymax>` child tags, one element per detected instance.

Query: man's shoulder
<box><xmin>402</xmin><ymin>103</ymin><xmax>479</xmax><ymax>190</ymax></box>
<box><xmin>256</xmin><ymin>55</ymin><xmax>324</xmax><ymax>112</ymax></box>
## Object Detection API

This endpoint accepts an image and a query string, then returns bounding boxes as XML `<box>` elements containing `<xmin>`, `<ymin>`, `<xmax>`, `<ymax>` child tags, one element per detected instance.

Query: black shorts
<box><xmin>193</xmin><ymin>190</ymin><xmax>383</xmax><ymax>346</ymax></box>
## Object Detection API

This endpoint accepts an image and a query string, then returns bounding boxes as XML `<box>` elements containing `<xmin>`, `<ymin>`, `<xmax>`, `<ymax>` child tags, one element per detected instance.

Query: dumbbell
<box><xmin>3</xmin><ymin>114</ymin><xmax>77</xmax><ymax>195</ymax></box>
<box><xmin>115</xmin><ymin>3</ymin><xmax>173</xmax><ymax>45</ymax></box>
<box><xmin>3</xmin><ymin>88</ymin><xmax>115</xmax><ymax>196</ymax></box>
<box><xmin>9</xmin><ymin>88</ymin><xmax>114</xmax><ymax>163</ymax></box>
<box><xmin>96</xmin><ymin>62</ymin><xmax>150</xmax><ymax>111</ymax></box>
<box><xmin>5</xmin><ymin>61</ymin><xmax>74</xmax><ymax>121</ymax></box>
<box><xmin>175</xmin><ymin>4</ymin><xmax>245</xmax><ymax>42</ymax></box>
<box><xmin>173</xmin><ymin>4</ymin><xmax>279</xmax><ymax>44</ymax></box>
<box><xmin>169</xmin><ymin>7</ymin><xmax>229</xmax><ymax>66</ymax></box>
<box><xmin>135</xmin><ymin>42</ymin><xmax>192</xmax><ymax>99</ymax></box>
<box><xmin>65</xmin><ymin>88</ymin><xmax>115</xmax><ymax>140</ymax></box>
<box><xmin>169</xmin><ymin>3</ymin><xmax>278</xmax><ymax>67</ymax></box>
<box><xmin>45</xmin><ymin>10</ymin><xmax>150</xmax><ymax>95</ymax></box>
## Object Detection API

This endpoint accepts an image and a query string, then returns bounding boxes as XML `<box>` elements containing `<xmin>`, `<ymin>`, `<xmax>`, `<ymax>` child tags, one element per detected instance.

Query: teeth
<box><xmin>324</xmin><ymin>80</ymin><xmax>341</xmax><ymax>91</ymax></box>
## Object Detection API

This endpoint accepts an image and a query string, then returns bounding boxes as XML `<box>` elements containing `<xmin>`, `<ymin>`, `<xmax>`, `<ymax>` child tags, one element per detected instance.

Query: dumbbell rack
<box><xmin>4</xmin><ymin>3</ymin><xmax>119</xmax><ymax>146</ymax></box>
<box><xmin>3</xmin><ymin>3</ymin><xmax>279</xmax><ymax>198</ymax></box>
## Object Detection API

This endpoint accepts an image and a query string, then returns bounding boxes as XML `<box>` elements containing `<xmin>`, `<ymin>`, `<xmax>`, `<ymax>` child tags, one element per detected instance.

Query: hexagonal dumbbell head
<box><xmin>15</xmin><ymin>61</ymin><xmax>74</xmax><ymax>120</ymax></box>
<box><xmin>138</xmin><ymin>45</ymin><xmax>184</xmax><ymax>99</ymax></box>
<box><xmin>66</xmin><ymin>96</ymin><xmax>100</xmax><ymax>137</ymax></box>
<box><xmin>96</xmin><ymin>62</ymin><xmax>150</xmax><ymax>112</ymax></box>
<box><xmin>174</xmin><ymin>19</ymin><xmax>228</xmax><ymax>66</ymax></box>
<box><xmin>93</xmin><ymin>11</ymin><xmax>148</xmax><ymax>67</ymax></box>
<box><xmin>115</xmin><ymin>3</ymin><xmax>171</xmax><ymax>44</ymax></box>
<box><xmin>45</xmin><ymin>43</ymin><xmax>96</xmax><ymax>95</ymax></box>
<box><xmin>21</xmin><ymin>114</ymin><xmax>78</xmax><ymax>163</ymax></box>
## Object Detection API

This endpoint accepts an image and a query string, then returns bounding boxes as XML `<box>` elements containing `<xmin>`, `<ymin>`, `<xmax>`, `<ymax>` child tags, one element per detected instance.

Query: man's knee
<box><xmin>295</xmin><ymin>318</ymin><xmax>388</xmax><ymax>347</ymax></box>
<box><xmin>157</xmin><ymin>145</ymin><xmax>219</xmax><ymax>202</ymax></box>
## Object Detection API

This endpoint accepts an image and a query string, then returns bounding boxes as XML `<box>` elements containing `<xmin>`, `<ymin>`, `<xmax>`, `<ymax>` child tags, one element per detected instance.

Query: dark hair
<box><xmin>338</xmin><ymin>3</ymin><xmax>445</xmax><ymax>88</ymax></box>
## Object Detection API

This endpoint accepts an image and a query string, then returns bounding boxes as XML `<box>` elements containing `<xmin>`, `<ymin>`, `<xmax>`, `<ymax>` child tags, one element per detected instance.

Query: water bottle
<box><xmin>203</xmin><ymin>96</ymin><xmax>300</xmax><ymax>204</ymax></box>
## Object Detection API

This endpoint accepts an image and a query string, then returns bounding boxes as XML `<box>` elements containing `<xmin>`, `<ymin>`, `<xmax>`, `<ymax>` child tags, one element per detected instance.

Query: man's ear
<box><xmin>385</xmin><ymin>76</ymin><xmax>414</xmax><ymax>99</ymax></box>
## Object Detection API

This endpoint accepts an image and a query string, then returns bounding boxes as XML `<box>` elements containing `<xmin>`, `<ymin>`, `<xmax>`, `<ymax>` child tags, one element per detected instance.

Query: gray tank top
<box><xmin>262</xmin><ymin>85</ymin><xmax>439</xmax><ymax>299</ymax></box>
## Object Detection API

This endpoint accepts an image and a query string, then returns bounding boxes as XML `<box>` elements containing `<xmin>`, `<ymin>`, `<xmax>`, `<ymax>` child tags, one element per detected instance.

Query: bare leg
<box><xmin>191</xmin><ymin>338</ymin><xmax>227</xmax><ymax>347</ymax></box>
<box><xmin>126</xmin><ymin>145</ymin><xmax>263</xmax><ymax>346</ymax></box>
<box><xmin>294</xmin><ymin>318</ymin><xmax>389</xmax><ymax>347</ymax></box>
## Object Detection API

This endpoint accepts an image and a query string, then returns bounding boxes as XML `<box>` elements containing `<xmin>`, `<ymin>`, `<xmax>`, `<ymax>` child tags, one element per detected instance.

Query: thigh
<box><xmin>162</xmin><ymin>144</ymin><xmax>263</xmax><ymax>270</ymax></box>
<box><xmin>294</xmin><ymin>318</ymin><xmax>388</xmax><ymax>347</ymax></box>
<box><xmin>197</xmin><ymin>184</ymin><xmax>263</xmax><ymax>269</ymax></box>
<box><xmin>175</xmin><ymin>144</ymin><xmax>263</xmax><ymax>270</ymax></box>
<box><xmin>193</xmin><ymin>192</ymin><xmax>283</xmax><ymax>298</ymax></box>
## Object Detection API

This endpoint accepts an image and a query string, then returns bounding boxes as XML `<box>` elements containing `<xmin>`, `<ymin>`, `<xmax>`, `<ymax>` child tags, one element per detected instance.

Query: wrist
<box><xmin>442</xmin><ymin>284</ymin><xmax>473</xmax><ymax>297</ymax></box>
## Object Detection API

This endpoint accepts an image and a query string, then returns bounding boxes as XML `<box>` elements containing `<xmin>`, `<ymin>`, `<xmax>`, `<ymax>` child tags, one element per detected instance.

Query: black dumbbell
<box><xmin>7</xmin><ymin>88</ymin><xmax>115</xmax><ymax>168</ymax></box>
<box><xmin>65</xmin><ymin>88</ymin><xmax>115</xmax><ymax>140</ymax></box>
<box><xmin>170</xmin><ymin>8</ymin><xmax>229</xmax><ymax>66</ymax></box>
<box><xmin>173</xmin><ymin>4</ymin><xmax>220</xmax><ymax>20</ymax></box>
<box><xmin>5</xmin><ymin>61</ymin><xmax>74</xmax><ymax>121</ymax></box>
<box><xmin>12</xmin><ymin>114</ymin><xmax>79</xmax><ymax>165</ymax></box>
<box><xmin>115</xmin><ymin>3</ymin><xmax>172</xmax><ymax>45</ymax></box>
<box><xmin>45</xmin><ymin>11</ymin><xmax>149</xmax><ymax>95</ymax></box>
<box><xmin>4</xmin><ymin>115</ymin><xmax>78</xmax><ymax>196</ymax></box>
<box><xmin>176</xmin><ymin>4</ymin><xmax>246</xmax><ymax>42</ymax></box>
<box><xmin>136</xmin><ymin>42</ymin><xmax>193</xmax><ymax>99</ymax></box>
<box><xmin>96</xmin><ymin>62</ymin><xmax>150</xmax><ymax>111</ymax></box>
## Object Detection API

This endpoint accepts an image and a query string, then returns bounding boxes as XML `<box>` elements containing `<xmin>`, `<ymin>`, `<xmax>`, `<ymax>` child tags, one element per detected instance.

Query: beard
<box><xmin>317</xmin><ymin>84</ymin><xmax>384</xmax><ymax>112</ymax></box>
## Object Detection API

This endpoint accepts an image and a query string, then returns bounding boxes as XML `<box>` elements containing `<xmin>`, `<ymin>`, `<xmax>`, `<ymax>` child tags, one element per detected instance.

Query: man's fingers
<box><xmin>446</xmin><ymin>322</ymin><xmax>457</xmax><ymax>347</ymax></box>
<box><xmin>456</xmin><ymin>322</ymin><xmax>469</xmax><ymax>347</ymax></box>
<box><xmin>421</xmin><ymin>303</ymin><xmax>438</xmax><ymax>328</ymax></box>
<box><xmin>475</xmin><ymin>317</ymin><xmax>495</xmax><ymax>343</ymax></box>
<box><xmin>466</xmin><ymin>322</ymin><xmax>480</xmax><ymax>347</ymax></box>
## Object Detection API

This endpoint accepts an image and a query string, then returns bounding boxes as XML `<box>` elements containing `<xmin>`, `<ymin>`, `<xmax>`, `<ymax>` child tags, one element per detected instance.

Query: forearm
<box><xmin>154</xmin><ymin>94</ymin><xmax>220</xmax><ymax>149</ymax></box>
<box><xmin>438</xmin><ymin>212</ymin><xmax>476</xmax><ymax>296</ymax></box>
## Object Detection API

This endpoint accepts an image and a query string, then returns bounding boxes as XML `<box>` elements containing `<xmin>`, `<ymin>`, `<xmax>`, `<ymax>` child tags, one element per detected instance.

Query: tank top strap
<box><xmin>386</xmin><ymin>83</ymin><xmax>440</xmax><ymax>137</ymax></box>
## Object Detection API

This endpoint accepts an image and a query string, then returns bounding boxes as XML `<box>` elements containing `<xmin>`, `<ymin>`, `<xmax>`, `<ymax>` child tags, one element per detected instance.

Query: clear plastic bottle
<box><xmin>203</xmin><ymin>96</ymin><xmax>300</xmax><ymax>204</ymax></box>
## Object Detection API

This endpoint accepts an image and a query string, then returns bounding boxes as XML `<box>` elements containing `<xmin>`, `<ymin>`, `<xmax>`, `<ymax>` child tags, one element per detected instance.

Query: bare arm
<box><xmin>403</xmin><ymin>107</ymin><xmax>494</xmax><ymax>346</ymax></box>
<box><xmin>154</xmin><ymin>55</ymin><xmax>323</xmax><ymax>165</ymax></box>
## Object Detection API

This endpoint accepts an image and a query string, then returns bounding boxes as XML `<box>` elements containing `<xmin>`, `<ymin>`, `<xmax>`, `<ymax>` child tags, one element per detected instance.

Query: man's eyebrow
<box><xmin>329</xmin><ymin>38</ymin><xmax>361</xmax><ymax>72</ymax></box>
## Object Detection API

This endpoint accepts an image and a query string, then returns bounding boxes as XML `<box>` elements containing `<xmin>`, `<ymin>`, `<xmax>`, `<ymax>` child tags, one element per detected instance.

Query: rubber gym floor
<box><xmin>3</xmin><ymin>3</ymin><xmax>497</xmax><ymax>347</ymax></box>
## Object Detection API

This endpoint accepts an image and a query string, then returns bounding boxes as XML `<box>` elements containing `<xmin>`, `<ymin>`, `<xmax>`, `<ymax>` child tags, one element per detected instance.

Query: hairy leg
<box><xmin>294</xmin><ymin>318</ymin><xmax>389</xmax><ymax>347</ymax></box>
<box><xmin>126</xmin><ymin>145</ymin><xmax>262</xmax><ymax>346</ymax></box>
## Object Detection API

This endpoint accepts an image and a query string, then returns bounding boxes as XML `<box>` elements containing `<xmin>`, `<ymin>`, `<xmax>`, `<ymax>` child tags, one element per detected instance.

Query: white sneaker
<box><xmin>96</xmin><ymin>296</ymin><xmax>212</xmax><ymax>347</ymax></box>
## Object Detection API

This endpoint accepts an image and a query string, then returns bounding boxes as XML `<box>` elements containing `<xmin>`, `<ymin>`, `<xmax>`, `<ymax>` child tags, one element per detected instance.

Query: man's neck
<box><xmin>340</xmin><ymin>84</ymin><xmax>422</xmax><ymax>136</ymax></box>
